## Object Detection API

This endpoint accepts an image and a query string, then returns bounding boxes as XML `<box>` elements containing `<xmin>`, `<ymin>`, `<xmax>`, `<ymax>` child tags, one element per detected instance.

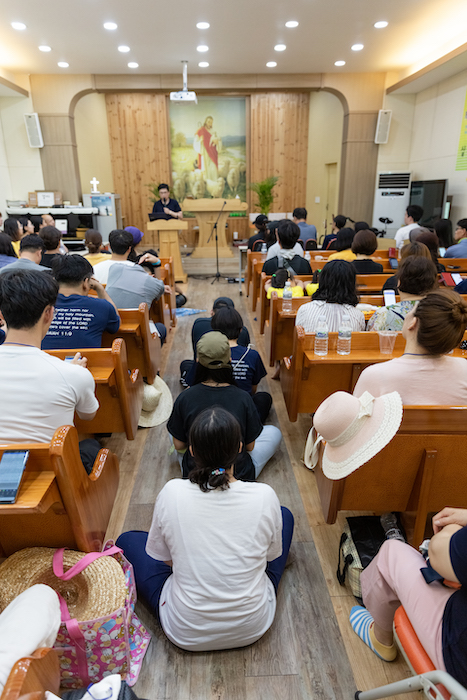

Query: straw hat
<box><xmin>0</xmin><ymin>548</ymin><xmax>127</xmax><ymax>620</ymax></box>
<box><xmin>305</xmin><ymin>390</ymin><xmax>403</xmax><ymax>479</ymax></box>
<box><xmin>138</xmin><ymin>376</ymin><xmax>173</xmax><ymax>428</ymax></box>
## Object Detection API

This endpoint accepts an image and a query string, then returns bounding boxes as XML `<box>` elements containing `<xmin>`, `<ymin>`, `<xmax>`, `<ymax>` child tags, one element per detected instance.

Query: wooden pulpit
<box><xmin>181</xmin><ymin>198</ymin><xmax>248</xmax><ymax>258</ymax></box>
<box><xmin>145</xmin><ymin>220</ymin><xmax>188</xmax><ymax>283</ymax></box>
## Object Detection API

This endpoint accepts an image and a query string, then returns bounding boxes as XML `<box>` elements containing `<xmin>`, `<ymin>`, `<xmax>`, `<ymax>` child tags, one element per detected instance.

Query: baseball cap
<box><xmin>196</xmin><ymin>331</ymin><xmax>231</xmax><ymax>370</ymax></box>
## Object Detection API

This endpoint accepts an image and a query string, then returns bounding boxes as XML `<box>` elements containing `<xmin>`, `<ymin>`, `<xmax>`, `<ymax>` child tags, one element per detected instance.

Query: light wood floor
<box><xmin>105</xmin><ymin>277</ymin><xmax>416</xmax><ymax>700</ymax></box>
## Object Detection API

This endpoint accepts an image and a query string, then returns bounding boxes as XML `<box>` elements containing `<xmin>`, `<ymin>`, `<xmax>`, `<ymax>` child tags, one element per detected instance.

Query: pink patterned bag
<box><xmin>53</xmin><ymin>542</ymin><xmax>151</xmax><ymax>689</ymax></box>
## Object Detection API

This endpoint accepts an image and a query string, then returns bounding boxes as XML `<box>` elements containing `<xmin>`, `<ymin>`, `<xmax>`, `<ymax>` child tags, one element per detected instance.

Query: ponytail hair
<box><xmin>188</xmin><ymin>407</ymin><xmax>241</xmax><ymax>492</ymax></box>
<box><xmin>414</xmin><ymin>289</ymin><xmax>467</xmax><ymax>355</ymax></box>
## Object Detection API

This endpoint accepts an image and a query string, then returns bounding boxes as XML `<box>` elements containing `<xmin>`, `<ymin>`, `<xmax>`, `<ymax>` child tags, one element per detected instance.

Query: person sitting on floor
<box><xmin>117</xmin><ymin>406</ymin><xmax>294</xmax><ymax>652</ymax></box>
<box><xmin>0</xmin><ymin>270</ymin><xmax>100</xmax><ymax>472</ymax></box>
<box><xmin>262</xmin><ymin>220</ymin><xmax>312</xmax><ymax>276</ymax></box>
<box><xmin>367</xmin><ymin>256</ymin><xmax>438</xmax><ymax>331</ymax></box>
<box><xmin>84</xmin><ymin>229</ymin><xmax>111</xmax><ymax>266</ymax></box>
<box><xmin>191</xmin><ymin>297</ymin><xmax>250</xmax><ymax>358</ymax></box>
<box><xmin>296</xmin><ymin>260</ymin><xmax>365</xmax><ymax>333</ymax></box>
<box><xmin>351</xmin><ymin>230</ymin><xmax>384</xmax><ymax>274</ymax></box>
<box><xmin>265</xmin><ymin>268</ymin><xmax>304</xmax><ymax>298</ymax></box>
<box><xmin>327</xmin><ymin>228</ymin><xmax>356</xmax><ymax>261</ymax></box>
<box><xmin>39</xmin><ymin>226</ymin><xmax>64</xmax><ymax>269</ymax></box>
<box><xmin>349</xmin><ymin>506</ymin><xmax>467</xmax><ymax>688</ymax></box>
<box><xmin>169</xmin><ymin>331</ymin><xmax>282</xmax><ymax>481</ymax></box>
<box><xmin>42</xmin><ymin>254</ymin><xmax>120</xmax><ymax>350</ymax></box>
<box><xmin>354</xmin><ymin>289</ymin><xmax>467</xmax><ymax>404</ymax></box>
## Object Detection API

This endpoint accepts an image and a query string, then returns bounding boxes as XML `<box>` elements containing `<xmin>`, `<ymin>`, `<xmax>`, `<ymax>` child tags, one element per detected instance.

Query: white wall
<box><xmin>377</xmin><ymin>69</ymin><xmax>467</xmax><ymax>226</ymax></box>
<box><xmin>0</xmin><ymin>87</ymin><xmax>44</xmax><ymax>216</ymax></box>
<box><xmin>306</xmin><ymin>90</ymin><xmax>344</xmax><ymax>239</ymax></box>
<box><xmin>74</xmin><ymin>92</ymin><xmax>114</xmax><ymax>196</ymax></box>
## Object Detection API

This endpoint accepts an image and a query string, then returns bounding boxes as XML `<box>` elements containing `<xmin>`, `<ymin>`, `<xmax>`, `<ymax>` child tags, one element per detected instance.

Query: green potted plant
<box><xmin>248</xmin><ymin>176</ymin><xmax>279</xmax><ymax>215</ymax></box>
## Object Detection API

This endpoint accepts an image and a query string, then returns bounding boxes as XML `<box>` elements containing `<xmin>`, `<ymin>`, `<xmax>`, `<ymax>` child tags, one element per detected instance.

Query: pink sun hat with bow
<box><xmin>305</xmin><ymin>390</ymin><xmax>403</xmax><ymax>479</ymax></box>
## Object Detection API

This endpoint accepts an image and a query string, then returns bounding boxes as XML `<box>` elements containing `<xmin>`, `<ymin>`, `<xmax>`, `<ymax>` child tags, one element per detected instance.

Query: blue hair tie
<box><xmin>211</xmin><ymin>468</ymin><xmax>225</xmax><ymax>476</ymax></box>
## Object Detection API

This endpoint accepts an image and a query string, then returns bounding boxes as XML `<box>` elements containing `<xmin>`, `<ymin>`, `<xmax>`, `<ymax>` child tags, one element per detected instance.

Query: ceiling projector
<box><xmin>170</xmin><ymin>61</ymin><xmax>197</xmax><ymax>104</ymax></box>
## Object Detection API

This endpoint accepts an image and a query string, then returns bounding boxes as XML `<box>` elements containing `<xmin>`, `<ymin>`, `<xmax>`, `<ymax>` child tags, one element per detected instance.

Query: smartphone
<box><xmin>0</xmin><ymin>450</ymin><xmax>29</xmax><ymax>503</ymax></box>
<box><xmin>389</xmin><ymin>258</ymin><xmax>398</xmax><ymax>269</ymax></box>
<box><xmin>388</xmin><ymin>247</ymin><xmax>397</xmax><ymax>259</ymax></box>
<box><xmin>64</xmin><ymin>356</ymin><xmax>74</xmax><ymax>363</ymax></box>
<box><xmin>383</xmin><ymin>290</ymin><xmax>396</xmax><ymax>307</ymax></box>
<box><xmin>452</xmin><ymin>273</ymin><xmax>463</xmax><ymax>285</ymax></box>
<box><xmin>439</xmin><ymin>247</ymin><xmax>446</xmax><ymax>257</ymax></box>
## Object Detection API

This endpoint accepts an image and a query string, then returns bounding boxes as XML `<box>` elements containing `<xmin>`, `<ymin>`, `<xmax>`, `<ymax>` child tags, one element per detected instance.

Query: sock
<box><xmin>349</xmin><ymin>606</ymin><xmax>397</xmax><ymax>661</ymax></box>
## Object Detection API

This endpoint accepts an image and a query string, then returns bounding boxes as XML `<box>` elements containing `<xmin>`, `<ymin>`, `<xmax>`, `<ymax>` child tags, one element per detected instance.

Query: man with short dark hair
<box><xmin>0</xmin><ymin>234</ymin><xmax>46</xmax><ymax>274</ymax></box>
<box><xmin>322</xmin><ymin>214</ymin><xmax>346</xmax><ymax>250</ymax></box>
<box><xmin>152</xmin><ymin>183</ymin><xmax>182</xmax><ymax>220</ymax></box>
<box><xmin>262</xmin><ymin>221</ymin><xmax>312</xmax><ymax>275</ymax></box>
<box><xmin>42</xmin><ymin>255</ymin><xmax>120</xmax><ymax>350</ymax></box>
<box><xmin>0</xmin><ymin>270</ymin><xmax>100</xmax><ymax>472</ymax></box>
<box><xmin>92</xmin><ymin>229</ymin><xmax>138</xmax><ymax>284</ymax></box>
<box><xmin>293</xmin><ymin>207</ymin><xmax>317</xmax><ymax>243</ymax></box>
<box><xmin>395</xmin><ymin>205</ymin><xmax>424</xmax><ymax>250</ymax></box>
<box><xmin>39</xmin><ymin>226</ymin><xmax>63</xmax><ymax>268</ymax></box>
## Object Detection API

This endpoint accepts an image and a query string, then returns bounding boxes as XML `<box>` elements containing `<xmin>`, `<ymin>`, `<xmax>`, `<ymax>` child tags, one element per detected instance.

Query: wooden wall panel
<box><xmin>105</xmin><ymin>94</ymin><xmax>171</xmax><ymax>232</ymax></box>
<box><xmin>250</xmin><ymin>93</ymin><xmax>309</xmax><ymax>213</ymax></box>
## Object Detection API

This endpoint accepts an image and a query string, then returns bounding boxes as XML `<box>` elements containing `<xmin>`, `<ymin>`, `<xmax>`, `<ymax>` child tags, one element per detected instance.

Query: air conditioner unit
<box><xmin>372</xmin><ymin>172</ymin><xmax>411</xmax><ymax>237</ymax></box>
<box><xmin>375</xmin><ymin>110</ymin><xmax>392</xmax><ymax>144</ymax></box>
<box><xmin>24</xmin><ymin>113</ymin><xmax>44</xmax><ymax>148</ymax></box>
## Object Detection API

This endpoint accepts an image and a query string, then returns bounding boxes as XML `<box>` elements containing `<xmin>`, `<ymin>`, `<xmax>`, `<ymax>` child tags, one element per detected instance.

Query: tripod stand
<box><xmin>207</xmin><ymin>199</ymin><xmax>227</xmax><ymax>284</ymax></box>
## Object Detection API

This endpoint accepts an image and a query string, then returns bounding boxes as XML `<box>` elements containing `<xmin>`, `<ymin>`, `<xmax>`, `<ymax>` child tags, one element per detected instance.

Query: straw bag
<box><xmin>0</xmin><ymin>543</ymin><xmax>151</xmax><ymax>689</ymax></box>
<box><xmin>336</xmin><ymin>516</ymin><xmax>386</xmax><ymax>603</ymax></box>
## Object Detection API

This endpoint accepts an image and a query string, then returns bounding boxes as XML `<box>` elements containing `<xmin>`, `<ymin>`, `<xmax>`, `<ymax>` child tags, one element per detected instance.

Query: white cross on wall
<box><xmin>90</xmin><ymin>177</ymin><xmax>100</xmax><ymax>193</ymax></box>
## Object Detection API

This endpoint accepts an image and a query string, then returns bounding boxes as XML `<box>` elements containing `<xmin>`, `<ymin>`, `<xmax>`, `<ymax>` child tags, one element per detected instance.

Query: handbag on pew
<box><xmin>0</xmin><ymin>543</ymin><xmax>151</xmax><ymax>689</ymax></box>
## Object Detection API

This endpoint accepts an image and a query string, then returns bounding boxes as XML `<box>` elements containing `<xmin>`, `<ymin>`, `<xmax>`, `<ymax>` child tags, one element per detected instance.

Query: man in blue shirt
<box><xmin>293</xmin><ymin>208</ymin><xmax>317</xmax><ymax>244</ymax></box>
<box><xmin>444</xmin><ymin>218</ymin><xmax>467</xmax><ymax>258</ymax></box>
<box><xmin>151</xmin><ymin>183</ymin><xmax>182</xmax><ymax>220</ymax></box>
<box><xmin>42</xmin><ymin>254</ymin><xmax>120</xmax><ymax>349</ymax></box>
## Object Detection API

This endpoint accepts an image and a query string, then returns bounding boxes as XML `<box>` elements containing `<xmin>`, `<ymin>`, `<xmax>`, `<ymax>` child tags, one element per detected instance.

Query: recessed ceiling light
<box><xmin>197</xmin><ymin>45</ymin><xmax>209</xmax><ymax>52</ymax></box>
<box><xmin>128</xmin><ymin>62</ymin><xmax>139</xmax><ymax>68</ymax></box>
<box><xmin>38</xmin><ymin>45</ymin><xmax>51</xmax><ymax>52</ymax></box>
<box><xmin>198</xmin><ymin>62</ymin><xmax>209</xmax><ymax>67</ymax></box>
<box><xmin>118</xmin><ymin>45</ymin><xmax>130</xmax><ymax>53</ymax></box>
<box><xmin>351</xmin><ymin>43</ymin><xmax>364</xmax><ymax>51</ymax></box>
<box><xmin>196</xmin><ymin>22</ymin><xmax>210</xmax><ymax>29</ymax></box>
<box><xmin>266</xmin><ymin>61</ymin><xmax>277</xmax><ymax>68</ymax></box>
<box><xmin>274</xmin><ymin>44</ymin><xmax>286</xmax><ymax>51</ymax></box>
<box><xmin>334</xmin><ymin>60</ymin><xmax>346</xmax><ymax>67</ymax></box>
<box><xmin>285</xmin><ymin>21</ymin><xmax>299</xmax><ymax>28</ymax></box>
<box><xmin>103</xmin><ymin>22</ymin><xmax>118</xmax><ymax>30</ymax></box>
<box><xmin>11</xmin><ymin>22</ymin><xmax>26</xmax><ymax>30</ymax></box>
<box><xmin>374</xmin><ymin>21</ymin><xmax>388</xmax><ymax>29</ymax></box>
<box><xmin>58</xmin><ymin>62</ymin><xmax>69</xmax><ymax>68</ymax></box>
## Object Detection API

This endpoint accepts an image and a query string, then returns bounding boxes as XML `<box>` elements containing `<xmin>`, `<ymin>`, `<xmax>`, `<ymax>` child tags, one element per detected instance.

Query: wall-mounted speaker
<box><xmin>374</xmin><ymin>109</ymin><xmax>392</xmax><ymax>145</ymax></box>
<box><xmin>23</xmin><ymin>113</ymin><xmax>44</xmax><ymax>148</ymax></box>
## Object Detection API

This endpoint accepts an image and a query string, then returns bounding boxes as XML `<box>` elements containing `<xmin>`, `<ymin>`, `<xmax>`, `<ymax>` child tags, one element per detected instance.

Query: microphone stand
<box><xmin>207</xmin><ymin>200</ymin><xmax>227</xmax><ymax>285</ymax></box>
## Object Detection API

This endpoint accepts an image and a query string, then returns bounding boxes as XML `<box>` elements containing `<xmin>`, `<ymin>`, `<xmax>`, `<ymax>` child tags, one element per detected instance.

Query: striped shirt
<box><xmin>295</xmin><ymin>300</ymin><xmax>366</xmax><ymax>333</ymax></box>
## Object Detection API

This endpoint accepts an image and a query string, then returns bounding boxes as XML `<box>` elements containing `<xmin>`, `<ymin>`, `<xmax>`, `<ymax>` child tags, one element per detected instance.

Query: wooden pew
<box><xmin>246</xmin><ymin>250</ymin><xmax>266</xmax><ymax>298</ymax></box>
<box><xmin>155</xmin><ymin>260</ymin><xmax>176</xmax><ymax>328</ymax></box>
<box><xmin>102</xmin><ymin>302</ymin><xmax>160</xmax><ymax>384</ymax></box>
<box><xmin>314</xmin><ymin>405</ymin><xmax>467</xmax><ymax>546</ymax></box>
<box><xmin>1</xmin><ymin>648</ymin><xmax>59</xmax><ymax>700</ymax></box>
<box><xmin>441</xmin><ymin>258</ymin><xmax>467</xmax><ymax>272</ymax></box>
<box><xmin>356</xmin><ymin>273</ymin><xmax>394</xmax><ymax>293</ymax></box>
<box><xmin>264</xmin><ymin>295</ymin><xmax>309</xmax><ymax>366</ymax></box>
<box><xmin>280</xmin><ymin>327</ymin><xmax>467</xmax><ymax>421</ymax></box>
<box><xmin>0</xmin><ymin>425</ymin><xmax>119</xmax><ymax>555</ymax></box>
<box><xmin>47</xmin><ymin>339</ymin><xmax>144</xmax><ymax>440</ymax></box>
<box><xmin>259</xmin><ymin>272</ymin><xmax>314</xmax><ymax>334</ymax></box>
<box><xmin>158</xmin><ymin>257</ymin><xmax>177</xmax><ymax>328</ymax></box>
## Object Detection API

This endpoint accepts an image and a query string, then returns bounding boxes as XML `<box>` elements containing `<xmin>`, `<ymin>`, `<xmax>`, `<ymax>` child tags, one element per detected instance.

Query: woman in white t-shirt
<box><xmin>354</xmin><ymin>289</ymin><xmax>467</xmax><ymax>404</ymax></box>
<box><xmin>295</xmin><ymin>259</ymin><xmax>366</xmax><ymax>332</ymax></box>
<box><xmin>116</xmin><ymin>407</ymin><xmax>294</xmax><ymax>652</ymax></box>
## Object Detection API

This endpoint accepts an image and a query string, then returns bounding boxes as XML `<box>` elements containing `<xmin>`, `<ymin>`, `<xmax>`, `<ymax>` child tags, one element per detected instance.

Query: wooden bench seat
<box><xmin>47</xmin><ymin>338</ymin><xmax>144</xmax><ymax>440</ymax></box>
<box><xmin>0</xmin><ymin>425</ymin><xmax>119</xmax><ymax>555</ymax></box>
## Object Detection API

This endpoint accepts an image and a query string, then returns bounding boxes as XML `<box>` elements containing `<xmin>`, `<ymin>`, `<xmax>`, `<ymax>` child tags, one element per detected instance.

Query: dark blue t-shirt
<box><xmin>442</xmin><ymin>525</ymin><xmax>467</xmax><ymax>686</ymax></box>
<box><xmin>152</xmin><ymin>198</ymin><xmax>181</xmax><ymax>217</ymax></box>
<box><xmin>41</xmin><ymin>293</ymin><xmax>120</xmax><ymax>350</ymax></box>
<box><xmin>230</xmin><ymin>344</ymin><xmax>267</xmax><ymax>394</ymax></box>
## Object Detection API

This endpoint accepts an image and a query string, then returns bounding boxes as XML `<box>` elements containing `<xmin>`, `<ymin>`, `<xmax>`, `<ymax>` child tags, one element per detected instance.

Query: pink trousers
<box><xmin>360</xmin><ymin>539</ymin><xmax>455</xmax><ymax>670</ymax></box>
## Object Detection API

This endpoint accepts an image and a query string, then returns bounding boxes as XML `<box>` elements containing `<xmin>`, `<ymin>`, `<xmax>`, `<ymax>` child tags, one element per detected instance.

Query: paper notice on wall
<box><xmin>456</xmin><ymin>88</ymin><xmax>467</xmax><ymax>171</ymax></box>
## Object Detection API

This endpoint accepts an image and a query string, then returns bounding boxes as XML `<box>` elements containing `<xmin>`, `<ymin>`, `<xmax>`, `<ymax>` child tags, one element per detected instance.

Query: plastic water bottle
<box><xmin>314</xmin><ymin>315</ymin><xmax>329</xmax><ymax>356</ymax></box>
<box><xmin>282</xmin><ymin>280</ymin><xmax>293</xmax><ymax>313</ymax></box>
<box><xmin>261</xmin><ymin>242</ymin><xmax>267</xmax><ymax>255</ymax></box>
<box><xmin>305</xmin><ymin>250</ymin><xmax>311</xmax><ymax>262</ymax></box>
<box><xmin>337</xmin><ymin>313</ymin><xmax>352</xmax><ymax>355</ymax></box>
